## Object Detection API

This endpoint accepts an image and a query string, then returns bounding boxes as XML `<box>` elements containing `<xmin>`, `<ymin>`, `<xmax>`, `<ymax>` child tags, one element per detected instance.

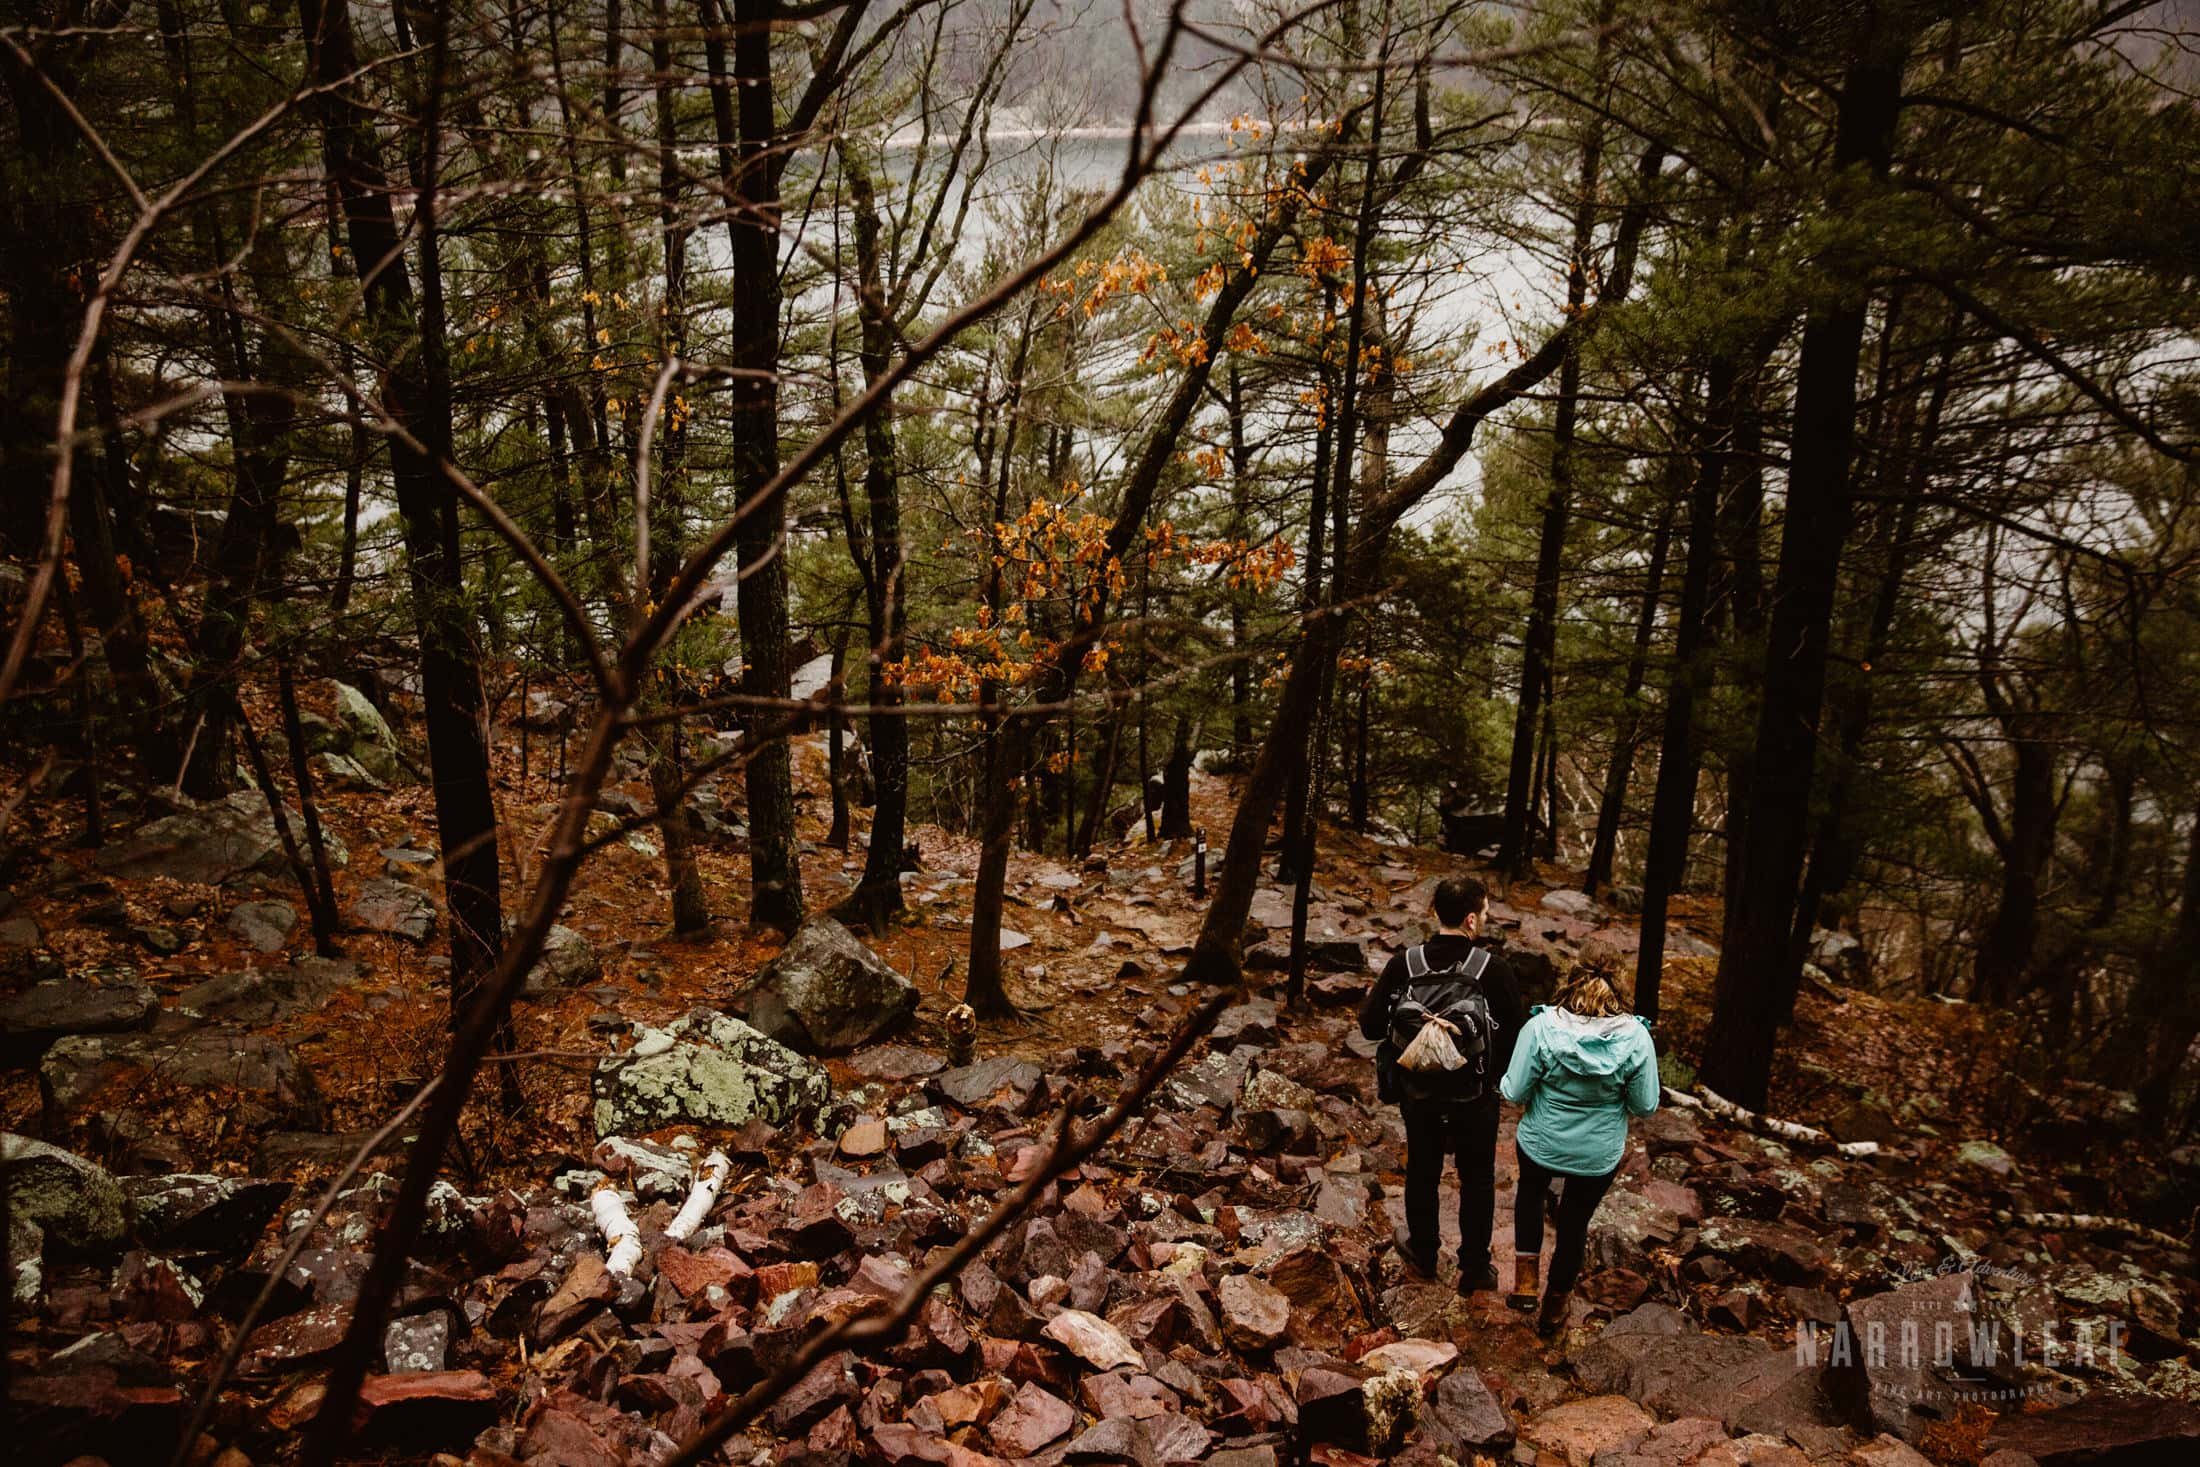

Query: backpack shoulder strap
<box><xmin>1461</xmin><ymin>947</ymin><xmax>1491</xmax><ymax>984</ymax></box>
<box><xmin>1404</xmin><ymin>945</ymin><xmax>1430</xmax><ymax>981</ymax></box>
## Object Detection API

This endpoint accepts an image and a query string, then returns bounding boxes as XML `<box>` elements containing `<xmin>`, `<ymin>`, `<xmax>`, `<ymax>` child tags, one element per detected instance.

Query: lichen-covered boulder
<box><xmin>226</xmin><ymin>900</ymin><xmax>298</xmax><ymax>953</ymax></box>
<box><xmin>42</xmin><ymin>1027</ymin><xmax>324</xmax><ymax>1134</ymax></box>
<box><xmin>0</xmin><ymin>974</ymin><xmax>158</xmax><ymax>1063</ymax></box>
<box><xmin>333</xmin><ymin>681</ymin><xmax>403</xmax><ymax>783</ymax></box>
<box><xmin>522</xmin><ymin>924</ymin><xmax>602</xmax><ymax>995</ymax></box>
<box><xmin>593</xmin><ymin>1010</ymin><xmax>830</xmax><ymax>1137</ymax></box>
<box><xmin>3</xmin><ymin>1133</ymin><xmax>127</xmax><ymax>1254</ymax></box>
<box><xmin>94</xmin><ymin>790</ymin><xmax>349</xmax><ymax>887</ymax></box>
<box><xmin>352</xmin><ymin>877</ymin><xmax>435</xmax><ymax>944</ymax></box>
<box><xmin>123</xmin><ymin>1174</ymin><xmax>292</xmax><ymax>1252</ymax></box>
<box><xmin>739</xmin><ymin>916</ymin><xmax>918</xmax><ymax>1055</ymax></box>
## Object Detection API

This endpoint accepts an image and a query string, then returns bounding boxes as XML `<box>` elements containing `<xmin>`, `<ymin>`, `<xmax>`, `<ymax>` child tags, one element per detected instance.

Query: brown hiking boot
<box><xmin>1536</xmin><ymin>1288</ymin><xmax>1571</xmax><ymax>1338</ymax></box>
<box><xmin>1508</xmin><ymin>1252</ymin><xmax>1540</xmax><ymax>1312</ymax></box>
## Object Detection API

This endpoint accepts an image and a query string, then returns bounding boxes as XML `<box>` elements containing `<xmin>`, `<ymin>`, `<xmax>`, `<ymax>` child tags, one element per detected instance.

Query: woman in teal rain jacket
<box><xmin>1498</xmin><ymin>950</ymin><xmax>1659</xmax><ymax>1336</ymax></box>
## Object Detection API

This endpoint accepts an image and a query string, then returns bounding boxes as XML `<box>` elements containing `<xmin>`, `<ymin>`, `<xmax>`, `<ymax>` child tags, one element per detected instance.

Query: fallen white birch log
<box><xmin>591</xmin><ymin>1183</ymin><xmax>644</xmax><ymax>1276</ymax></box>
<box><xmin>1994</xmin><ymin>1210</ymin><xmax>2190</xmax><ymax>1253</ymax></box>
<box><xmin>1661</xmin><ymin>1085</ymin><xmax>1881</xmax><ymax>1158</ymax></box>
<box><xmin>664</xmin><ymin>1150</ymin><xmax>731</xmax><ymax>1243</ymax></box>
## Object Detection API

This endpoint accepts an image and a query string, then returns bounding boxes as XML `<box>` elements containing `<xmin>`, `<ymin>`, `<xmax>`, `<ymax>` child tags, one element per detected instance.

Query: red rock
<box><xmin>1358</xmin><ymin>1338</ymin><xmax>1458</xmax><ymax>1376</ymax></box>
<box><xmin>1042</xmin><ymin>1308</ymin><xmax>1143</xmax><ymax>1370</ymax></box>
<box><xmin>1151</xmin><ymin>1412</ymin><xmax>1214</xmax><ymax>1463</ymax></box>
<box><xmin>808</xmin><ymin>1404</ymin><xmax>860</xmax><ymax>1453</ymax></box>
<box><xmin>1264</xmin><ymin>1247</ymin><xmax>1367</xmax><ymax>1350</ymax></box>
<box><xmin>753</xmin><ymin>1259</ymin><xmax>821</xmax><ymax>1299</ymax></box>
<box><xmin>1297</xmin><ymin>1364</ymin><xmax>1375</xmax><ymax>1451</ymax></box>
<box><xmin>1582</xmin><ymin>1268</ymin><xmax>1652</xmax><ymax>1310</ymax></box>
<box><xmin>1983</xmin><ymin>1393</ymin><xmax>2200</xmax><ymax>1466</ymax></box>
<box><xmin>958</xmin><ymin>1258</ymin><xmax>1002</xmax><ymax>1314</ymax></box>
<box><xmin>1217</xmin><ymin>1273</ymin><xmax>1290</xmax><ymax>1352</ymax></box>
<box><xmin>887</xmin><ymin>1295</ymin><xmax>974</xmax><ymax>1370</ymax></box>
<box><xmin>518</xmin><ymin>1407</ymin><xmax>623</xmax><ymax>1467</ymax></box>
<box><xmin>1063</xmin><ymin>1183</ymin><xmax>1111</xmax><ymax>1217</ymax></box>
<box><xmin>812</xmin><ymin>1284</ymin><xmax>893</xmax><ymax>1328</ymax></box>
<box><xmin>351</xmin><ymin>1370</ymin><xmax>497</xmax><ymax>1447</ymax></box>
<box><xmin>1707</xmin><ymin>1288</ymin><xmax>1754</xmax><ymax>1331</ymax></box>
<box><xmin>11</xmin><ymin>1370</ymin><xmax>185</xmax><ymax>1464</ymax></box>
<box><xmin>789</xmin><ymin>1181</ymin><xmax>854</xmax><ymax>1257</ymax></box>
<box><xmin>988</xmin><ymin>1382</ymin><xmax>1077</xmax><ymax>1457</ymax></box>
<box><xmin>873</xmin><ymin>1421</ymin><xmax>1011</xmax><ymax>1467</ymax></box>
<box><xmin>839</xmin><ymin>1118</ymin><xmax>891</xmax><ymax>1157</ymax></box>
<box><xmin>851</xmin><ymin>1251</ymin><xmax>914</xmax><ymax>1300</ymax></box>
<box><xmin>1521</xmin><ymin>1395</ymin><xmax>1657</xmax><ymax>1467</ymax></box>
<box><xmin>1111</xmin><ymin>1291</ymin><xmax>1186</xmax><ymax>1347</ymax></box>
<box><xmin>1213</xmin><ymin>1377</ymin><xmax>1278</xmax><ymax>1433</ymax></box>
<box><xmin>1080</xmin><ymin>1371</ymin><xmax>1179</xmax><ymax>1420</ymax></box>
<box><xmin>762</xmin><ymin>1351</ymin><xmax>858</xmax><ymax>1436</ymax></box>
<box><xmin>1342</xmin><ymin>1326</ymin><xmax>1399</xmax><ymax>1362</ymax></box>
<box><xmin>533</xmin><ymin>1253</ymin><xmax>616</xmax><ymax>1345</ymax></box>
<box><xmin>1309</xmin><ymin>1447</ymin><xmax>1384</xmax><ymax>1467</ymax></box>
<box><xmin>987</xmin><ymin>1283</ymin><xmax>1052</xmax><ymax>1340</ymax></box>
<box><xmin>922</xmin><ymin>1378</ymin><xmax>1008</xmax><ymax>1428</ymax></box>
<box><xmin>657</xmin><ymin>1246</ymin><xmax>749</xmax><ymax>1301</ymax></box>
<box><xmin>239</xmin><ymin>1303</ymin><xmax>352</xmax><ymax>1376</ymax></box>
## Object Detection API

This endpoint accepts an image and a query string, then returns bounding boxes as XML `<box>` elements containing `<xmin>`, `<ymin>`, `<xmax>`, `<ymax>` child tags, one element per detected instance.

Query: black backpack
<box><xmin>1386</xmin><ymin>945</ymin><xmax>1497</xmax><ymax>1102</ymax></box>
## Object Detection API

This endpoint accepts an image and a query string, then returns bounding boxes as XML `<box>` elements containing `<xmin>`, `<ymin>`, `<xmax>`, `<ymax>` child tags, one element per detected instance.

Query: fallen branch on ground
<box><xmin>591</xmin><ymin>1184</ymin><xmax>644</xmax><ymax>1276</ymax></box>
<box><xmin>663</xmin><ymin>1150</ymin><xmax>730</xmax><ymax>1243</ymax></box>
<box><xmin>1663</xmin><ymin>1085</ymin><xmax>1882</xmax><ymax>1158</ymax></box>
<box><xmin>1993</xmin><ymin>1210</ymin><xmax>2190</xmax><ymax>1252</ymax></box>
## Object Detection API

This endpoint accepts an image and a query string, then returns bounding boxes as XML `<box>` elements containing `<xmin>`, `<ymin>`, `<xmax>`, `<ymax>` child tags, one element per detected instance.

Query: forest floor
<box><xmin>4</xmin><ymin>682</ymin><xmax>2198</xmax><ymax>1466</ymax></box>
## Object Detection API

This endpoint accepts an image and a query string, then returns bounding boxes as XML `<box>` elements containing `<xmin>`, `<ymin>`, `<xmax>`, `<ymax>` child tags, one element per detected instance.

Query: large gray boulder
<box><xmin>1831</xmin><ymin>1272</ymin><xmax>1985</xmax><ymax>1442</ymax></box>
<box><xmin>124</xmin><ymin>1174</ymin><xmax>293</xmax><ymax>1251</ymax></box>
<box><xmin>95</xmin><ymin>791</ymin><xmax>349</xmax><ymax>887</ymax></box>
<box><xmin>1572</xmin><ymin>1304</ymin><xmax>1843</xmax><ymax>1438</ymax></box>
<box><xmin>226</xmin><ymin>900</ymin><xmax>298</xmax><ymax>953</ymax></box>
<box><xmin>3</xmin><ymin>1134</ymin><xmax>127</xmax><ymax>1254</ymax></box>
<box><xmin>740</xmin><ymin>917</ymin><xmax>918</xmax><ymax>1055</ymax></box>
<box><xmin>42</xmin><ymin>1027</ymin><xmax>324</xmax><ymax>1132</ymax></box>
<box><xmin>352</xmin><ymin>878</ymin><xmax>435</xmax><ymax>943</ymax></box>
<box><xmin>173</xmin><ymin>956</ymin><xmax>353</xmax><ymax>1025</ymax></box>
<box><xmin>333</xmin><ymin>681</ymin><xmax>403</xmax><ymax>783</ymax></box>
<box><xmin>522</xmin><ymin>924</ymin><xmax>603</xmax><ymax>995</ymax></box>
<box><xmin>593</xmin><ymin>1010</ymin><xmax>830</xmax><ymax>1136</ymax></box>
<box><xmin>1</xmin><ymin>974</ymin><xmax>158</xmax><ymax>1063</ymax></box>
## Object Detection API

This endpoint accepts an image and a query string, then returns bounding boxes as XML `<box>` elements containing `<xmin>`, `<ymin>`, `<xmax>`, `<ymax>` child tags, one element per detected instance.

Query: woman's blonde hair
<box><xmin>1554</xmin><ymin>945</ymin><xmax>1630</xmax><ymax>1018</ymax></box>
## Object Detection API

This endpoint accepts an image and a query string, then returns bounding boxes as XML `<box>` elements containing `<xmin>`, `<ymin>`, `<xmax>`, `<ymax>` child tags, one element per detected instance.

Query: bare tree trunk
<box><xmin>300</xmin><ymin>0</ymin><xmax>505</xmax><ymax>1020</ymax></box>
<box><xmin>965</xmin><ymin>700</ymin><xmax>1025</xmax><ymax>1020</ymax></box>
<box><xmin>1584</xmin><ymin>500</ymin><xmax>1672</xmax><ymax>895</ymax></box>
<box><xmin>645</xmin><ymin>0</ymin><xmax>709</xmax><ymax>934</ymax></box>
<box><xmin>2104</xmin><ymin>801</ymin><xmax>2200</xmax><ymax>1124</ymax></box>
<box><xmin>719</xmin><ymin>0</ymin><xmax>804</xmax><ymax>933</ymax></box>
<box><xmin>838</xmin><ymin>146</ymin><xmax>911</xmax><ymax>928</ymax></box>
<box><xmin>1499</xmin><ymin>28</ymin><xmax>1610</xmax><ymax>875</ymax></box>
<box><xmin>826</xmin><ymin>631</ymin><xmax>851</xmax><ymax>851</ymax></box>
<box><xmin>1076</xmin><ymin>694</ymin><xmax>1126</xmax><ymax>856</ymax></box>
<box><xmin>1703</xmin><ymin>19</ymin><xmax>1914</xmax><ymax>1109</ymax></box>
<box><xmin>1227</xmin><ymin>364</ymin><xmax>1254</xmax><ymax>762</ymax></box>
<box><xmin>278</xmin><ymin>658</ymin><xmax>342</xmax><ymax>955</ymax></box>
<box><xmin>1633</xmin><ymin>367</ymin><xmax>1728</xmax><ymax>1023</ymax></box>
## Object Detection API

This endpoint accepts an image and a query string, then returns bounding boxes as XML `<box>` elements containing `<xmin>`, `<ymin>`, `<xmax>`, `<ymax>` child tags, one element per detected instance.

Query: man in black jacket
<box><xmin>1359</xmin><ymin>874</ymin><xmax>1524</xmax><ymax>1293</ymax></box>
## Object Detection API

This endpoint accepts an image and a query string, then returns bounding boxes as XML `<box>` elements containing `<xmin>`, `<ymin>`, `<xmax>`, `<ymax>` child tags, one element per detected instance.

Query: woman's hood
<box><xmin>1538</xmin><ymin>1006</ymin><xmax>1649</xmax><ymax>1078</ymax></box>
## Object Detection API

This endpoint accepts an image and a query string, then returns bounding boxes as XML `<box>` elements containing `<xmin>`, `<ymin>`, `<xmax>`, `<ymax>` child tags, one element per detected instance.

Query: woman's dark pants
<box><xmin>1512</xmin><ymin>1141</ymin><xmax>1617</xmax><ymax>1296</ymax></box>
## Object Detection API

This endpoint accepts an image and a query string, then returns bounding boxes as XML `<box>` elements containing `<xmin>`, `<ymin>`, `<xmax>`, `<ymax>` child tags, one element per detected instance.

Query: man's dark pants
<box><xmin>1400</xmin><ymin>1095</ymin><xmax>1500</xmax><ymax>1272</ymax></box>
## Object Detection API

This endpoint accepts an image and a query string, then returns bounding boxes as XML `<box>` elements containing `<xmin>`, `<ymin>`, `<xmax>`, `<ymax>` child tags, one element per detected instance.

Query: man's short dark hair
<box><xmin>1433</xmin><ymin>875</ymin><xmax>1487</xmax><ymax>927</ymax></box>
